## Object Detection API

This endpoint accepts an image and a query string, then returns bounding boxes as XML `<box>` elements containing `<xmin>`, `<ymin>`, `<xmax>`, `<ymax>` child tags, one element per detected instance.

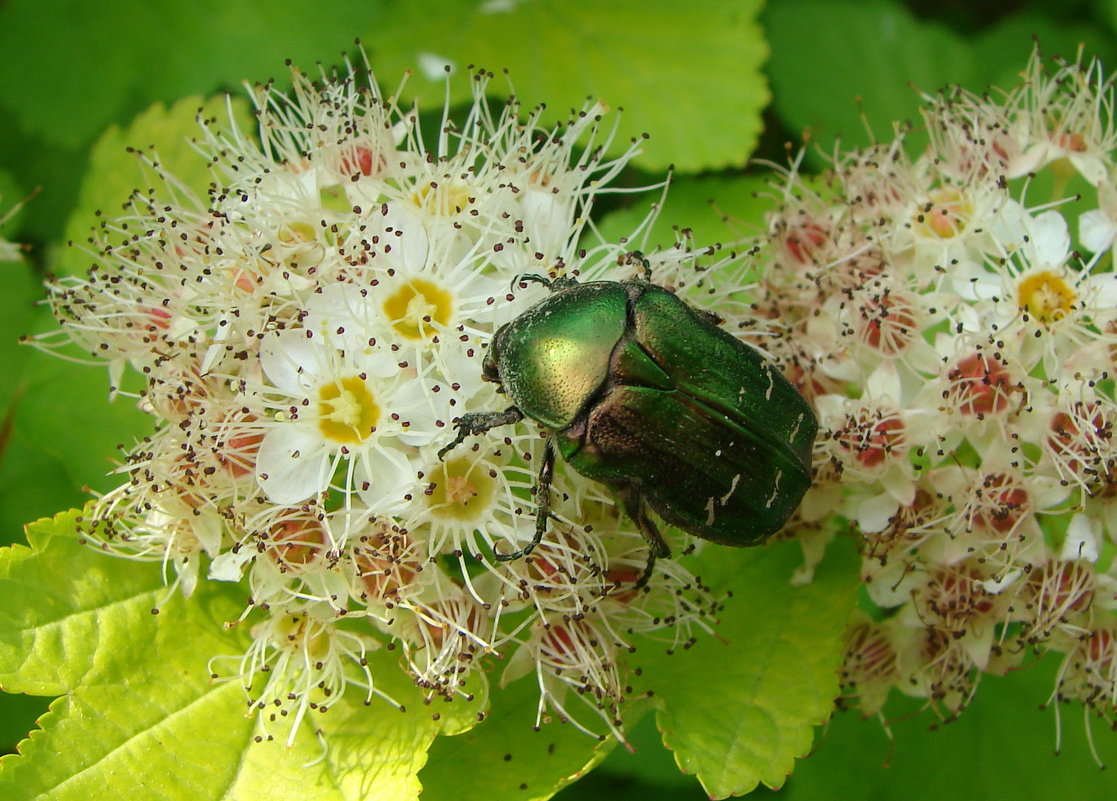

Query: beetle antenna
<box><xmin>512</xmin><ymin>273</ymin><xmax>552</xmax><ymax>292</ymax></box>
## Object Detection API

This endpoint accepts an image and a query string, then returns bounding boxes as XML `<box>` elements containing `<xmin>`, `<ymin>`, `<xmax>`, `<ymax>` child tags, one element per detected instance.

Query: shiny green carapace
<box><xmin>440</xmin><ymin>273</ymin><xmax>818</xmax><ymax>577</ymax></box>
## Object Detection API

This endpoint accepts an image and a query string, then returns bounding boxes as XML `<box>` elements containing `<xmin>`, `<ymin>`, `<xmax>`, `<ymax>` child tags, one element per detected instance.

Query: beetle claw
<box><xmin>633</xmin><ymin>550</ymin><xmax>657</xmax><ymax>591</ymax></box>
<box><xmin>492</xmin><ymin>541</ymin><xmax>538</xmax><ymax>562</ymax></box>
<box><xmin>435</xmin><ymin>428</ymin><xmax>470</xmax><ymax>462</ymax></box>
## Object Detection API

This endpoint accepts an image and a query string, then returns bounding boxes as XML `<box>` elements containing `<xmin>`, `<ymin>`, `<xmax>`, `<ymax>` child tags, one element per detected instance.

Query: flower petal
<box><xmin>256</xmin><ymin>424</ymin><xmax>333</xmax><ymax>504</ymax></box>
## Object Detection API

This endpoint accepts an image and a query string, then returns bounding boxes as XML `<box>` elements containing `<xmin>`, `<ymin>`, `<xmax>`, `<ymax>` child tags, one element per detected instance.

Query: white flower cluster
<box><xmin>42</xmin><ymin>59</ymin><xmax>730</xmax><ymax>741</ymax></box>
<box><xmin>759</xmin><ymin>50</ymin><xmax>1117</xmax><ymax>754</ymax></box>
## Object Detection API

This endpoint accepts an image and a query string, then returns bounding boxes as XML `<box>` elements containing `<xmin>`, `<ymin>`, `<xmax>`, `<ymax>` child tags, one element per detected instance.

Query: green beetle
<box><xmin>439</xmin><ymin>265</ymin><xmax>817</xmax><ymax>580</ymax></box>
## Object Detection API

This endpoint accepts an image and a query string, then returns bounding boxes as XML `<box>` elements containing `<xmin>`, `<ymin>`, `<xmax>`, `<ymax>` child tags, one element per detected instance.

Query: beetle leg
<box><xmin>693</xmin><ymin>306</ymin><xmax>723</xmax><ymax>326</ymax></box>
<box><xmin>437</xmin><ymin>406</ymin><xmax>524</xmax><ymax>461</ymax></box>
<box><xmin>635</xmin><ymin>552</ymin><xmax>657</xmax><ymax>590</ymax></box>
<box><xmin>495</xmin><ymin>438</ymin><xmax>555</xmax><ymax>562</ymax></box>
<box><xmin>617</xmin><ymin>487</ymin><xmax>670</xmax><ymax>588</ymax></box>
<box><xmin>621</xmin><ymin>250</ymin><xmax>652</xmax><ymax>282</ymax></box>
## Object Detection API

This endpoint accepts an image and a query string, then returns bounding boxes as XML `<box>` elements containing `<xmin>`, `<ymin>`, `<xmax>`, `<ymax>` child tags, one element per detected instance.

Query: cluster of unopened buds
<box><xmin>759</xmin><ymin>49</ymin><xmax>1117</xmax><ymax>756</ymax></box>
<box><xmin>38</xmin><ymin>58</ymin><xmax>743</xmax><ymax>742</ymax></box>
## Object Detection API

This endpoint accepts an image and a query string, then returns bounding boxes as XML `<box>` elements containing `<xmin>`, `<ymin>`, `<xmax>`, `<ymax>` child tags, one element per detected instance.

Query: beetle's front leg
<box><xmin>495</xmin><ymin>438</ymin><xmax>555</xmax><ymax>562</ymax></box>
<box><xmin>621</xmin><ymin>250</ymin><xmax>652</xmax><ymax>282</ymax></box>
<box><xmin>437</xmin><ymin>406</ymin><xmax>524</xmax><ymax>461</ymax></box>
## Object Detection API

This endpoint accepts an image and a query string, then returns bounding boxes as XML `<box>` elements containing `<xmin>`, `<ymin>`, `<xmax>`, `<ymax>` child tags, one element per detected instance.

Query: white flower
<box><xmin>254</xmin><ymin>329</ymin><xmax>429</xmax><ymax>506</ymax></box>
<box><xmin>815</xmin><ymin>361</ymin><xmax>934</xmax><ymax>532</ymax></box>
<box><xmin>400</xmin><ymin>433</ymin><xmax>537</xmax><ymax>562</ymax></box>
<box><xmin>899</xmin><ymin>180</ymin><xmax>1015</xmax><ymax>285</ymax></box>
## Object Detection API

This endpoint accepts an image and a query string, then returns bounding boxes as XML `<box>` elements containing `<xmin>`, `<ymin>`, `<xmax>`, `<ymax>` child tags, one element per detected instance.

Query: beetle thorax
<box><xmin>490</xmin><ymin>283</ymin><xmax>631</xmax><ymax>431</ymax></box>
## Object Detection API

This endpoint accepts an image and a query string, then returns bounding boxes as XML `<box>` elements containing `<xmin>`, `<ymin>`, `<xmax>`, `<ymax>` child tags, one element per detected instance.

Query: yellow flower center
<box><xmin>1018</xmin><ymin>270</ymin><xmax>1076</xmax><ymax>323</ymax></box>
<box><xmin>383</xmin><ymin>278</ymin><xmax>453</xmax><ymax>340</ymax></box>
<box><xmin>428</xmin><ymin>457</ymin><xmax>494</xmax><ymax>522</ymax></box>
<box><xmin>317</xmin><ymin>376</ymin><xmax>379</xmax><ymax>444</ymax></box>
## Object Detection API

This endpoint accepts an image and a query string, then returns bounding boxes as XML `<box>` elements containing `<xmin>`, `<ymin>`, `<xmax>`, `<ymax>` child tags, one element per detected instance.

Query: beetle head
<box><xmin>481</xmin><ymin>323</ymin><xmax>508</xmax><ymax>385</ymax></box>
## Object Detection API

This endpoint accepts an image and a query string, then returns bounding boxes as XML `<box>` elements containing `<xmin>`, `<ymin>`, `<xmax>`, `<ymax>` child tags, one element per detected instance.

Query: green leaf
<box><xmin>0</xmin><ymin>442</ymin><xmax>88</xmax><ymax>549</ymax></box>
<box><xmin>0</xmin><ymin>170</ymin><xmax>29</xmax><ymax>246</ymax></box>
<box><xmin>0</xmin><ymin>254</ymin><xmax>39</xmax><ymax>426</ymax></box>
<box><xmin>0</xmin><ymin>0</ymin><xmax>380</xmax><ymax>150</ymax></box>
<box><xmin>764</xmin><ymin>2</ymin><xmax>1117</xmax><ymax>165</ymax></box>
<box><xmin>420</xmin><ymin>670</ymin><xmax>627</xmax><ymax>801</ymax></box>
<box><xmin>0</xmin><ymin>511</ymin><xmax>256</xmax><ymax>797</ymax></box>
<box><xmin>3</xmin><ymin>683</ymin><xmax>254</xmax><ymax>800</ymax></box>
<box><xmin>423</xmin><ymin>540</ymin><xmax>858</xmax><ymax>801</ymax></box>
<box><xmin>779</xmin><ymin>654</ymin><xmax>1117</xmax><ymax>801</ymax></box>
<box><xmin>8</xmin><ymin>349</ymin><xmax>150</xmax><ymax>495</ymax></box>
<box><xmin>366</xmin><ymin>0</ymin><xmax>768</xmax><ymax>172</ymax></box>
<box><xmin>0</xmin><ymin>108</ymin><xmax>88</xmax><ymax>246</ymax></box>
<box><xmin>1105</xmin><ymin>0</ymin><xmax>1117</xmax><ymax>40</ymax></box>
<box><xmin>0</xmin><ymin>511</ymin><xmax>181</xmax><ymax>695</ymax></box>
<box><xmin>0</xmin><ymin>236</ymin><xmax>106</xmax><ymax>542</ymax></box>
<box><xmin>0</xmin><ymin>512</ymin><xmax>482</xmax><ymax>800</ymax></box>
<box><xmin>765</xmin><ymin>0</ymin><xmax>975</xmax><ymax>155</ymax></box>
<box><xmin>639</xmin><ymin>538</ymin><xmax>860</xmax><ymax>798</ymax></box>
<box><xmin>58</xmin><ymin>94</ymin><xmax>253</xmax><ymax>277</ymax></box>
<box><xmin>219</xmin><ymin>687</ymin><xmax>451</xmax><ymax>801</ymax></box>
<box><xmin>585</xmin><ymin>710</ymin><xmax>712</xmax><ymax>793</ymax></box>
<box><xmin>0</xmin><ymin>170</ymin><xmax>38</xmax><ymax>451</ymax></box>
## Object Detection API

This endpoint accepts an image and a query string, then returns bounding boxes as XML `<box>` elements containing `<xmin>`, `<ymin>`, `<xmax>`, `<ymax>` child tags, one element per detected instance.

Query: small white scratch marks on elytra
<box><xmin>788</xmin><ymin>412</ymin><xmax>804</xmax><ymax>443</ymax></box>
<box><xmin>720</xmin><ymin>473</ymin><xmax>741</xmax><ymax>506</ymax></box>
<box><xmin>764</xmin><ymin>468</ymin><xmax>784</xmax><ymax>510</ymax></box>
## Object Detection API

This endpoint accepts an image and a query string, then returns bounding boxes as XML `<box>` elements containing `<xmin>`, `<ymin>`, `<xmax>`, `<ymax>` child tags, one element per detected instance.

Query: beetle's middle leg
<box><xmin>437</xmin><ymin>406</ymin><xmax>525</xmax><ymax>460</ymax></box>
<box><xmin>495</xmin><ymin>438</ymin><xmax>556</xmax><ymax>562</ymax></box>
<box><xmin>618</xmin><ymin>487</ymin><xmax>671</xmax><ymax>589</ymax></box>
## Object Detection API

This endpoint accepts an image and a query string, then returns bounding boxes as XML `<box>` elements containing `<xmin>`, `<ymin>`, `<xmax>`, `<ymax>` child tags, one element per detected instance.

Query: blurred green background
<box><xmin>1</xmin><ymin>0</ymin><xmax>1116</xmax><ymax>798</ymax></box>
